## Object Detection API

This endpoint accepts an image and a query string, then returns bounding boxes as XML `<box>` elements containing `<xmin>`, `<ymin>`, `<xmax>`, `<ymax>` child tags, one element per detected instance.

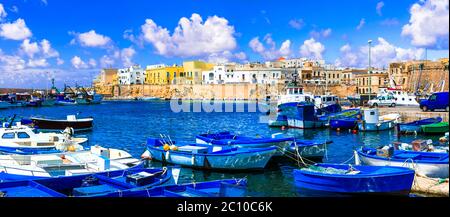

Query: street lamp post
<box><xmin>368</xmin><ymin>40</ymin><xmax>372</xmax><ymax>101</ymax></box>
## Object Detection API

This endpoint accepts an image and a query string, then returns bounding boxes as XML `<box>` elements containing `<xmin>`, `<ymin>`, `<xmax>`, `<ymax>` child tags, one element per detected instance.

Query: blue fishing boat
<box><xmin>103</xmin><ymin>178</ymin><xmax>247</xmax><ymax>197</ymax></box>
<box><xmin>0</xmin><ymin>175</ymin><xmax>246</xmax><ymax>197</ymax></box>
<box><xmin>357</xmin><ymin>108</ymin><xmax>400</xmax><ymax>132</ymax></box>
<box><xmin>356</xmin><ymin>147</ymin><xmax>449</xmax><ymax>178</ymax></box>
<box><xmin>284</xmin><ymin>102</ymin><xmax>326</xmax><ymax>129</ymax></box>
<box><xmin>196</xmin><ymin>131</ymin><xmax>293</xmax><ymax>156</ymax></box>
<box><xmin>293</xmin><ymin>163</ymin><xmax>415</xmax><ymax>195</ymax></box>
<box><xmin>398</xmin><ymin>117</ymin><xmax>443</xmax><ymax>134</ymax></box>
<box><xmin>144</xmin><ymin>138</ymin><xmax>277</xmax><ymax>170</ymax></box>
<box><xmin>0</xmin><ymin>167</ymin><xmax>175</xmax><ymax>197</ymax></box>
<box><xmin>329</xmin><ymin>118</ymin><xmax>358</xmax><ymax>130</ymax></box>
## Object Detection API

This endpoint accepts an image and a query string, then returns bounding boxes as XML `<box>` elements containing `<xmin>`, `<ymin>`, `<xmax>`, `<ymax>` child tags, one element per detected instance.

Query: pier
<box><xmin>378</xmin><ymin>107</ymin><xmax>449</xmax><ymax>122</ymax></box>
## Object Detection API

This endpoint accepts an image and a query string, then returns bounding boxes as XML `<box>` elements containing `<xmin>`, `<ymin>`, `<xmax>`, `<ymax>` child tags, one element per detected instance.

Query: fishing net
<box><xmin>301</xmin><ymin>165</ymin><xmax>359</xmax><ymax>175</ymax></box>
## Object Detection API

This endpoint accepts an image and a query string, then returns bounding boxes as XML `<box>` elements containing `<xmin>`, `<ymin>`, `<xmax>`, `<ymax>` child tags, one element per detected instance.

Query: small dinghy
<box><xmin>111</xmin><ymin>178</ymin><xmax>247</xmax><ymax>197</ymax></box>
<box><xmin>421</xmin><ymin>122</ymin><xmax>449</xmax><ymax>135</ymax></box>
<box><xmin>196</xmin><ymin>132</ymin><xmax>293</xmax><ymax>156</ymax></box>
<box><xmin>144</xmin><ymin>138</ymin><xmax>277</xmax><ymax>170</ymax></box>
<box><xmin>357</xmin><ymin>108</ymin><xmax>400</xmax><ymax>132</ymax></box>
<box><xmin>356</xmin><ymin>147</ymin><xmax>449</xmax><ymax>178</ymax></box>
<box><xmin>0</xmin><ymin>125</ymin><xmax>87</xmax><ymax>155</ymax></box>
<box><xmin>293</xmin><ymin>163</ymin><xmax>415</xmax><ymax>195</ymax></box>
<box><xmin>398</xmin><ymin>117</ymin><xmax>442</xmax><ymax>134</ymax></box>
<box><xmin>31</xmin><ymin>115</ymin><xmax>93</xmax><ymax>132</ymax></box>
<box><xmin>0</xmin><ymin>145</ymin><xmax>142</xmax><ymax>181</ymax></box>
<box><xmin>0</xmin><ymin>167</ymin><xmax>175</xmax><ymax>197</ymax></box>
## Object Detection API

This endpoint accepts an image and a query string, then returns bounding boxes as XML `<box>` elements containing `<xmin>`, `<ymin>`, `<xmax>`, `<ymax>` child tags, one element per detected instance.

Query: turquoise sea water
<box><xmin>0</xmin><ymin>101</ymin><xmax>443</xmax><ymax>196</ymax></box>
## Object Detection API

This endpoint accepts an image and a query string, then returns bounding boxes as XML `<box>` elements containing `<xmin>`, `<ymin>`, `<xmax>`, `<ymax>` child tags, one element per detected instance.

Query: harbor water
<box><xmin>0</xmin><ymin>101</ymin><xmax>443</xmax><ymax>197</ymax></box>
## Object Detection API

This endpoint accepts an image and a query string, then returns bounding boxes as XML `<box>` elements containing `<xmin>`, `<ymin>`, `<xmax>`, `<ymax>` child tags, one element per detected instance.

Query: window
<box><xmin>17</xmin><ymin>132</ymin><xmax>30</xmax><ymax>139</ymax></box>
<box><xmin>429</xmin><ymin>94</ymin><xmax>437</xmax><ymax>101</ymax></box>
<box><xmin>2</xmin><ymin>133</ymin><xmax>15</xmax><ymax>139</ymax></box>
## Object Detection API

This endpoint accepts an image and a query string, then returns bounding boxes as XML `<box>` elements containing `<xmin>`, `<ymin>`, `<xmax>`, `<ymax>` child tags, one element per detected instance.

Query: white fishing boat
<box><xmin>0</xmin><ymin>124</ymin><xmax>88</xmax><ymax>154</ymax></box>
<box><xmin>357</xmin><ymin>108</ymin><xmax>400</xmax><ymax>132</ymax></box>
<box><xmin>356</xmin><ymin>147</ymin><xmax>449</xmax><ymax>178</ymax></box>
<box><xmin>0</xmin><ymin>145</ymin><xmax>141</xmax><ymax>179</ymax></box>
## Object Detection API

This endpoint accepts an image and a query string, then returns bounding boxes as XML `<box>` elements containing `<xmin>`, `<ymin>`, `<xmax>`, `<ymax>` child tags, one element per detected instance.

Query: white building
<box><xmin>118</xmin><ymin>65</ymin><xmax>146</xmax><ymax>85</ymax></box>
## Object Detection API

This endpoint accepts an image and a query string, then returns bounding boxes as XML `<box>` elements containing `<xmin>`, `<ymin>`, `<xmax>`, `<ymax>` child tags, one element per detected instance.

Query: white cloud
<box><xmin>401</xmin><ymin>0</ymin><xmax>449</xmax><ymax>49</ymax></box>
<box><xmin>19</xmin><ymin>39</ymin><xmax>59</xmax><ymax>59</ymax></box>
<box><xmin>120</xmin><ymin>47</ymin><xmax>135</xmax><ymax>67</ymax></box>
<box><xmin>71</xmin><ymin>30</ymin><xmax>113</xmax><ymax>48</ymax></box>
<box><xmin>206</xmin><ymin>50</ymin><xmax>248</xmax><ymax>63</ymax></box>
<box><xmin>56</xmin><ymin>58</ymin><xmax>64</xmax><ymax>65</ymax></box>
<box><xmin>20</xmin><ymin>39</ymin><xmax>40</xmax><ymax>58</ymax></box>
<box><xmin>88</xmin><ymin>58</ymin><xmax>97</xmax><ymax>68</ymax></box>
<box><xmin>356</xmin><ymin>18</ymin><xmax>365</xmax><ymax>30</ymax></box>
<box><xmin>28</xmin><ymin>58</ymin><xmax>49</xmax><ymax>67</ymax></box>
<box><xmin>0</xmin><ymin>18</ymin><xmax>32</xmax><ymax>40</ymax></box>
<box><xmin>299</xmin><ymin>38</ymin><xmax>325</xmax><ymax>60</ymax></box>
<box><xmin>0</xmin><ymin>4</ymin><xmax>7</xmax><ymax>20</ymax></box>
<box><xmin>335</xmin><ymin>37</ymin><xmax>425</xmax><ymax>68</ymax></box>
<box><xmin>10</xmin><ymin>5</ymin><xmax>19</xmax><ymax>13</ymax></box>
<box><xmin>71</xmin><ymin>56</ymin><xmax>89</xmax><ymax>69</ymax></box>
<box><xmin>100</xmin><ymin>55</ymin><xmax>115</xmax><ymax>68</ymax></box>
<box><xmin>41</xmin><ymin>0</ymin><xmax>48</xmax><ymax>6</ymax></box>
<box><xmin>140</xmin><ymin>13</ymin><xmax>237</xmax><ymax>57</ymax></box>
<box><xmin>310</xmin><ymin>28</ymin><xmax>332</xmax><ymax>39</ymax></box>
<box><xmin>0</xmin><ymin>49</ymin><xmax>26</xmax><ymax>71</ymax></box>
<box><xmin>289</xmin><ymin>19</ymin><xmax>305</xmax><ymax>30</ymax></box>
<box><xmin>249</xmin><ymin>34</ymin><xmax>291</xmax><ymax>60</ymax></box>
<box><xmin>376</xmin><ymin>2</ymin><xmax>385</xmax><ymax>16</ymax></box>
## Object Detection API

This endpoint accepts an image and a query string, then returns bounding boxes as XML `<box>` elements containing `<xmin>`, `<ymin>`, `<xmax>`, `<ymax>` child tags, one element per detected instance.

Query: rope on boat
<box><xmin>340</xmin><ymin>154</ymin><xmax>355</xmax><ymax>165</ymax></box>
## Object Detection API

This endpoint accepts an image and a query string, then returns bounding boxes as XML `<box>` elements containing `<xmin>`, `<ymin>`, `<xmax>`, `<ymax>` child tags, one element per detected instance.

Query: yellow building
<box><xmin>181</xmin><ymin>61</ymin><xmax>214</xmax><ymax>84</ymax></box>
<box><xmin>146</xmin><ymin>65</ymin><xmax>184</xmax><ymax>85</ymax></box>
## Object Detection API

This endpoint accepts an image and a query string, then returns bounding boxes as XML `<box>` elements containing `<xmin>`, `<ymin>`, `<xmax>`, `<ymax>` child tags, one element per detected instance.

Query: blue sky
<box><xmin>0</xmin><ymin>0</ymin><xmax>448</xmax><ymax>88</ymax></box>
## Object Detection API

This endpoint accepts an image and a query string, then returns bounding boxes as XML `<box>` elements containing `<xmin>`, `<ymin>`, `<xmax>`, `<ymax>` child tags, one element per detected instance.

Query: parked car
<box><xmin>419</xmin><ymin>92</ymin><xmax>449</xmax><ymax>112</ymax></box>
<box><xmin>368</xmin><ymin>95</ymin><xmax>396</xmax><ymax>107</ymax></box>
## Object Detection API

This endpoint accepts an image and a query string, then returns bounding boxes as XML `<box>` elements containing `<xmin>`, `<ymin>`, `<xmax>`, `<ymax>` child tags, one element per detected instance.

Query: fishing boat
<box><xmin>293</xmin><ymin>163</ymin><xmax>415</xmax><ymax>195</ymax></box>
<box><xmin>268</xmin><ymin>74</ymin><xmax>315</xmax><ymax>127</ymax></box>
<box><xmin>31</xmin><ymin>115</ymin><xmax>94</xmax><ymax>132</ymax></box>
<box><xmin>0</xmin><ymin>175</ymin><xmax>246</xmax><ymax>197</ymax></box>
<box><xmin>195</xmin><ymin>132</ymin><xmax>294</xmax><ymax>156</ymax></box>
<box><xmin>357</xmin><ymin>108</ymin><xmax>400</xmax><ymax>132</ymax></box>
<box><xmin>144</xmin><ymin>138</ymin><xmax>277</xmax><ymax>170</ymax></box>
<box><xmin>0</xmin><ymin>125</ymin><xmax>87</xmax><ymax>154</ymax></box>
<box><xmin>0</xmin><ymin>167</ymin><xmax>176</xmax><ymax>197</ymax></box>
<box><xmin>398</xmin><ymin>117</ymin><xmax>443</xmax><ymax>134</ymax></box>
<box><xmin>324</xmin><ymin>108</ymin><xmax>361</xmax><ymax>129</ymax></box>
<box><xmin>0</xmin><ymin>145</ymin><xmax>142</xmax><ymax>180</ymax></box>
<box><xmin>106</xmin><ymin>178</ymin><xmax>247</xmax><ymax>197</ymax></box>
<box><xmin>287</xmin><ymin>140</ymin><xmax>332</xmax><ymax>160</ymax></box>
<box><xmin>356</xmin><ymin>147</ymin><xmax>449</xmax><ymax>178</ymax></box>
<box><xmin>285</xmin><ymin>103</ymin><xmax>326</xmax><ymax>129</ymax></box>
<box><xmin>421</xmin><ymin>122</ymin><xmax>449</xmax><ymax>134</ymax></box>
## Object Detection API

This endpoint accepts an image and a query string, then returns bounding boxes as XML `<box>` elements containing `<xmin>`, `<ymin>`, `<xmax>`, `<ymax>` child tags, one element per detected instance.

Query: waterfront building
<box><xmin>202</xmin><ymin>64</ymin><xmax>237</xmax><ymax>84</ymax></box>
<box><xmin>98</xmin><ymin>68</ymin><xmax>118</xmax><ymax>85</ymax></box>
<box><xmin>388</xmin><ymin>58</ymin><xmax>449</xmax><ymax>93</ymax></box>
<box><xmin>145</xmin><ymin>64</ymin><xmax>184</xmax><ymax>85</ymax></box>
<box><xmin>355</xmin><ymin>69</ymin><xmax>388</xmax><ymax>94</ymax></box>
<box><xmin>182</xmin><ymin>61</ymin><xmax>214</xmax><ymax>84</ymax></box>
<box><xmin>118</xmin><ymin>65</ymin><xmax>146</xmax><ymax>85</ymax></box>
<box><xmin>233</xmin><ymin>66</ymin><xmax>283</xmax><ymax>85</ymax></box>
